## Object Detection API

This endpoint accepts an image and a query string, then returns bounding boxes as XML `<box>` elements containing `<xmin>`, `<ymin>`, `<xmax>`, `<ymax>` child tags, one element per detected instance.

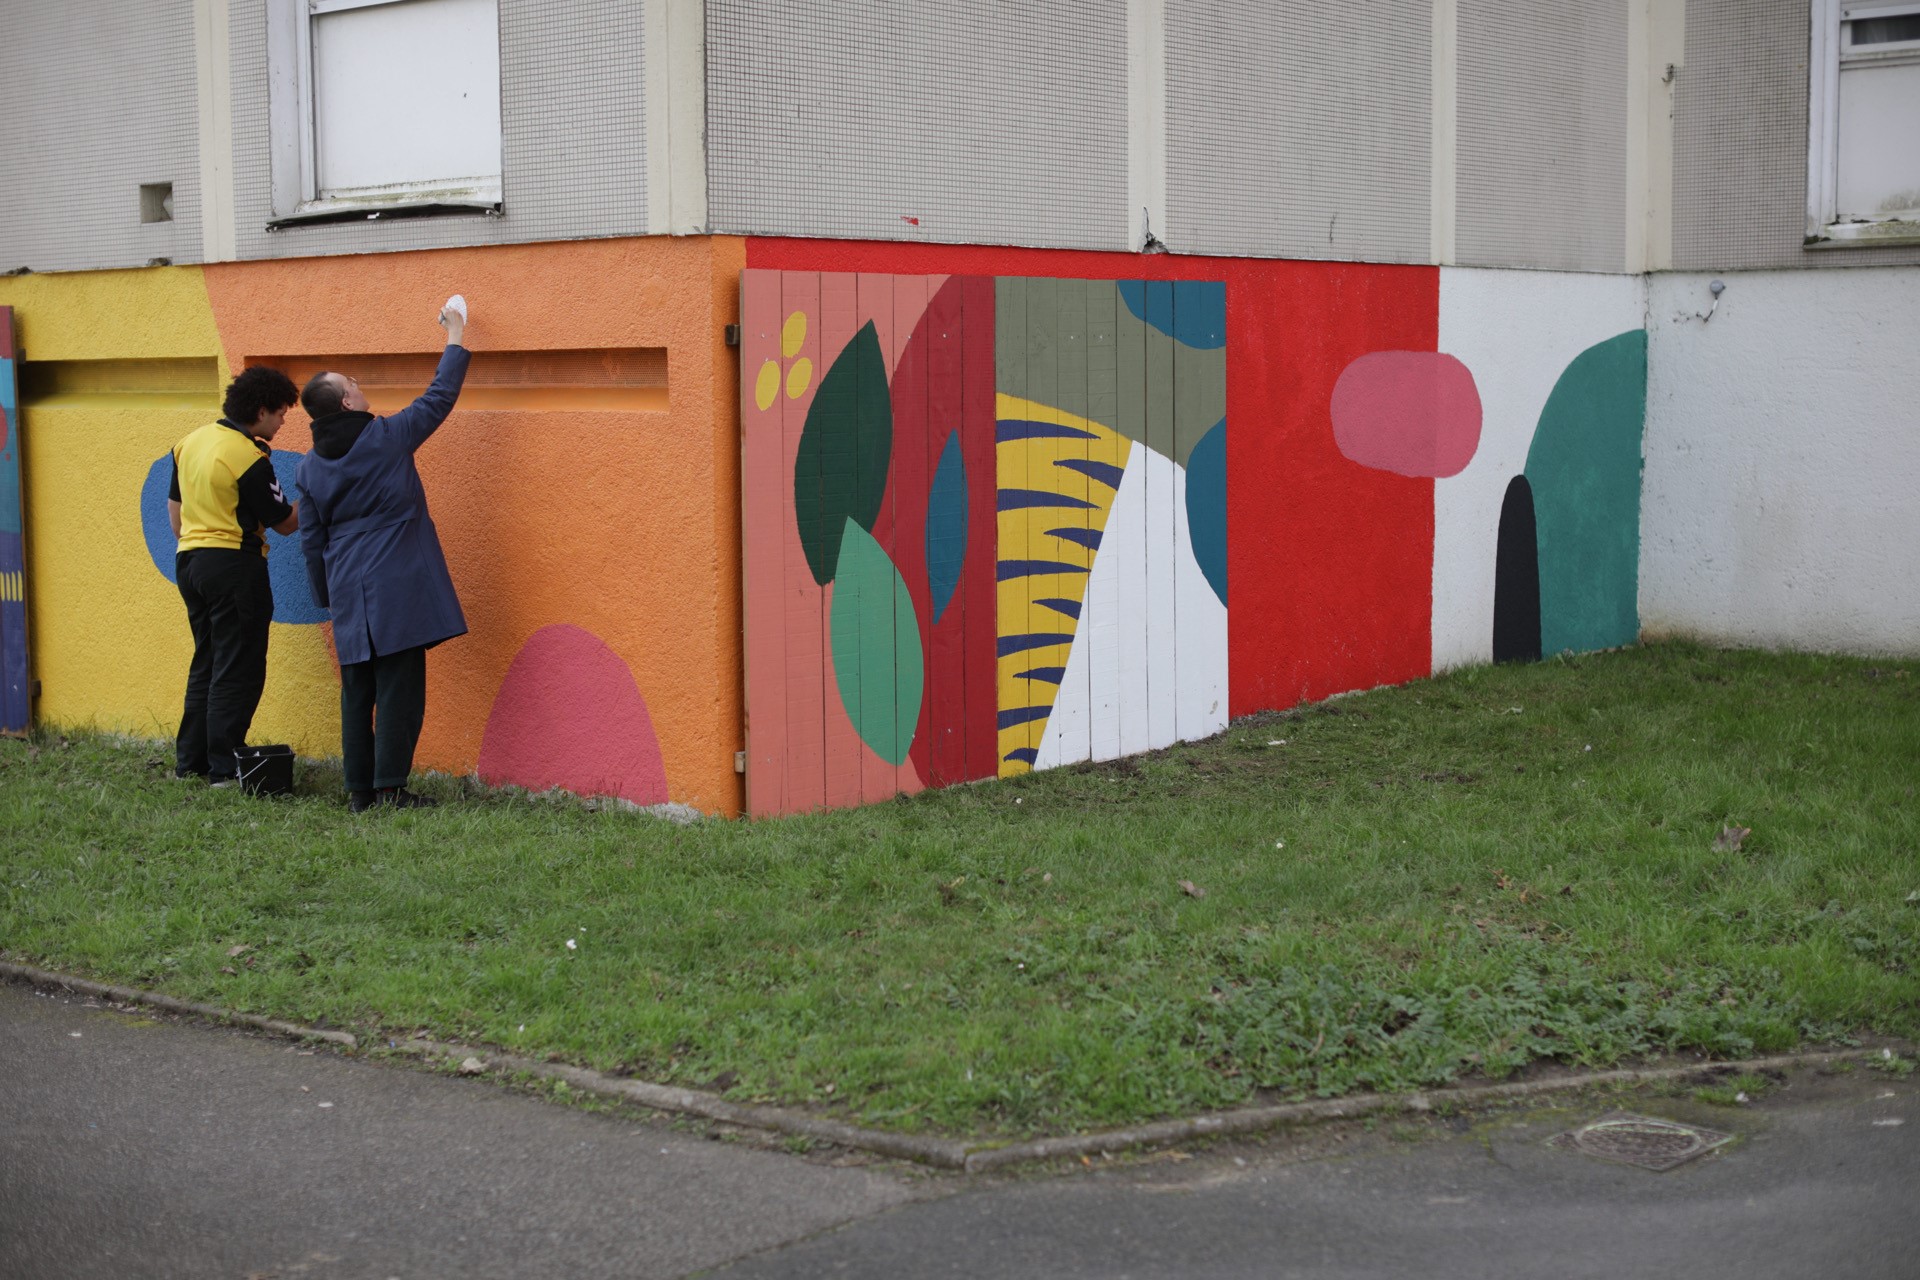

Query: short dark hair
<box><xmin>301</xmin><ymin>371</ymin><xmax>346</xmax><ymax>421</ymax></box>
<box><xmin>222</xmin><ymin>365</ymin><xmax>298</xmax><ymax>427</ymax></box>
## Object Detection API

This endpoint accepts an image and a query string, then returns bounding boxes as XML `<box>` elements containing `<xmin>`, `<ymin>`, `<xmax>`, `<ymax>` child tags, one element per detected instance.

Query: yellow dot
<box><xmin>786</xmin><ymin>357</ymin><xmax>813</xmax><ymax>399</ymax></box>
<box><xmin>754</xmin><ymin>360</ymin><xmax>780</xmax><ymax>411</ymax></box>
<box><xmin>781</xmin><ymin>311</ymin><xmax>807</xmax><ymax>359</ymax></box>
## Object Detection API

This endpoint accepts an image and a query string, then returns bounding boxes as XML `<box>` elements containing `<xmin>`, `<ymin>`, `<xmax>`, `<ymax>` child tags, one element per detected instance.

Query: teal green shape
<box><xmin>830</xmin><ymin>519</ymin><xmax>924</xmax><ymax>766</ymax></box>
<box><xmin>1524</xmin><ymin>330</ymin><xmax>1646</xmax><ymax>656</ymax></box>
<box><xmin>795</xmin><ymin>322</ymin><xmax>893</xmax><ymax>585</ymax></box>
<box><xmin>1185</xmin><ymin>418</ymin><xmax>1228</xmax><ymax>607</ymax></box>
<box><xmin>926</xmin><ymin>429</ymin><xmax>967</xmax><ymax>622</ymax></box>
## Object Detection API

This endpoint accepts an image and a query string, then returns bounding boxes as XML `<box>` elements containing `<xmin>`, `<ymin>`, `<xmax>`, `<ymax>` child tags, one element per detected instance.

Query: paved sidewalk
<box><xmin>715</xmin><ymin>1060</ymin><xmax>1920</xmax><ymax>1280</ymax></box>
<box><xmin>4</xmin><ymin>978</ymin><xmax>1914</xmax><ymax>1279</ymax></box>
<box><xmin>0</xmin><ymin>982</ymin><xmax>921</xmax><ymax>1279</ymax></box>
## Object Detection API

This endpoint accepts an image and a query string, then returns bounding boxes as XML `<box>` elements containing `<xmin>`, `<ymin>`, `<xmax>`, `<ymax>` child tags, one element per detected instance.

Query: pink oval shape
<box><xmin>478</xmin><ymin>624</ymin><xmax>669</xmax><ymax>805</ymax></box>
<box><xmin>1330</xmin><ymin>351</ymin><xmax>1482</xmax><ymax>479</ymax></box>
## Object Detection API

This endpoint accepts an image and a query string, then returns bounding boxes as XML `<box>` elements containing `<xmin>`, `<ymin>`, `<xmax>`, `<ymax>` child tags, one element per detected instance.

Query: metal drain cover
<box><xmin>1547</xmin><ymin>1113</ymin><xmax>1732</xmax><ymax>1171</ymax></box>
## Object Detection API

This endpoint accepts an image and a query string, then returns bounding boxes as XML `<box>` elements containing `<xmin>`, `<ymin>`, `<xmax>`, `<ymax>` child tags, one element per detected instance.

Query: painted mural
<box><xmin>1431</xmin><ymin>272</ymin><xmax>1649</xmax><ymax>672</ymax></box>
<box><xmin>740</xmin><ymin>271</ymin><xmax>1229</xmax><ymax>816</ymax></box>
<box><xmin>0</xmin><ymin>306</ymin><xmax>26</xmax><ymax>736</ymax></box>
<box><xmin>0</xmin><ymin>241</ymin><xmax>1650</xmax><ymax>818</ymax></box>
<box><xmin>0</xmin><ymin>241</ymin><xmax>745</xmax><ymax>811</ymax></box>
<box><xmin>741</xmin><ymin>246</ymin><xmax>1651</xmax><ymax>816</ymax></box>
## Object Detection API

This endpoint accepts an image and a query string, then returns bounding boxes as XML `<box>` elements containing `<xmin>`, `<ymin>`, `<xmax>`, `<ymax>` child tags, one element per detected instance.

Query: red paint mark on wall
<box><xmin>477</xmin><ymin>624</ymin><xmax>669</xmax><ymax>805</ymax></box>
<box><xmin>1330</xmin><ymin>351</ymin><xmax>1481</xmax><ymax>479</ymax></box>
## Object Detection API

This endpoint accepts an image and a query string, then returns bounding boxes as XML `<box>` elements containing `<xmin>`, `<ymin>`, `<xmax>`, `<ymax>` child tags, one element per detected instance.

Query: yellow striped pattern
<box><xmin>0</xmin><ymin>570</ymin><xmax>22</xmax><ymax>603</ymax></box>
<box><xmin>995</xmin><ymin>394</ymin><xmax>1131</xmax><ymax>776</ymax></box>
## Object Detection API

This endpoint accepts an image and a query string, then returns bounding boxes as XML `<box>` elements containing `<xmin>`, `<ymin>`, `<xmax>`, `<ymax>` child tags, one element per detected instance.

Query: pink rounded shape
<box><xmin>478</xmin><ymin>624</ymin><xmax>669</xmax><ymax>805</ymax></box>
<box><xmin>1330</xmin><ymin>351</ymin><xmax>1482</xmax><ymax>479</ymax></box>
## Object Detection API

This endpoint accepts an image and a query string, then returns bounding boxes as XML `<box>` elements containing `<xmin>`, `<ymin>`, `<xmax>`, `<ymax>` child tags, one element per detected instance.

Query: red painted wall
<box><xmin>747</xmin><ymin>240</ymin><xmax>1438</xmax><ymax>718</ymax></box>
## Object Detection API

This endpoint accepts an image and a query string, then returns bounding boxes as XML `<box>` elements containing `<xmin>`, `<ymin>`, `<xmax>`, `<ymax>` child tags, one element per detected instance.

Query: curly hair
<box><xmin>222</xmin><ymin>365</ymin><xmax>299</xmax><ymax>427</ymax></box>
<box><xmin>300</xmin><ymin>371</ymin><xmax>347</xmax><ymax>421</ymax></box>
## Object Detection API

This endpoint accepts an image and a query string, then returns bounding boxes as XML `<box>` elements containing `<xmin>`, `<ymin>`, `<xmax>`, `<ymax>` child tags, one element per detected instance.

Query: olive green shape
<box><xmin>994</xmin><ymin>277</ymin><xmax>1224</xmax><ymax>466</ymax></box>
<box><xmin>1525</xmin><ymin>330</ymin><xmax>1647</xmax><ymax>657</ymax></box>
<box><xmin>795</xmin><ymin>321</ymin><xmax>893</xmax><ymax>585</ymax></box>
<box><xmin>830</xmin><ymin>519</ymin><xmax>924</xmax><ymax>766</ymax></box>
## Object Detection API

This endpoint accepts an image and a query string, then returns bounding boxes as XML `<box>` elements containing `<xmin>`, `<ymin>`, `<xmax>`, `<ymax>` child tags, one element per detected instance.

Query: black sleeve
<box><xmin>168</xmin><ymin>457</ymin><xmax>180</xmax><ymax>502</ymax></box>
<box><xmin>237</xmin><ymin>456</ymin><xmax>294</xmax><ymax>530</ymax></box>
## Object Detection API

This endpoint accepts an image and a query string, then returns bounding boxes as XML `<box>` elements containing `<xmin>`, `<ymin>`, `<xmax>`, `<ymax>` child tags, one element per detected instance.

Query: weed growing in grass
<box><xmin>1870</xmin><ymin>1051</ymin><xmax>1916</xmax><ymax>1079</ymax></box>
<box><xmin>1694</xmin><ymin>1071</ymin><xmax>1774</xmax><ymax>1105</ymax></box>
<box><xmin>2</xmin><ymin>642</ymin><xmax>1915</xmax><ymax>1137</ymax></box>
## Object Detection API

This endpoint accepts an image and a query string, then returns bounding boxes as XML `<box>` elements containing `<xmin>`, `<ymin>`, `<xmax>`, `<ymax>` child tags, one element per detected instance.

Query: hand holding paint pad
<box><xmin>439</xmin><ymin>294</ymin><xmax>468</xmax><ymax>345</ymax></box>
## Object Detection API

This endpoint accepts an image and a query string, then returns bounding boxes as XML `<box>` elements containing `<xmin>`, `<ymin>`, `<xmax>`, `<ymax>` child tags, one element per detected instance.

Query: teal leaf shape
<box><xmin>830</xmin><ymin>519</ymin><xmax>924</xmax><ymax>766</ymax></box>
<box><xmin>794</xmin><ymin>321</ymin><xmax>893</xmax><ymax>585</ymax></box>
<box><xmin>925</xmin><ymin>429</ymin><xmax>968</xmax><ymax>623</ymax></box>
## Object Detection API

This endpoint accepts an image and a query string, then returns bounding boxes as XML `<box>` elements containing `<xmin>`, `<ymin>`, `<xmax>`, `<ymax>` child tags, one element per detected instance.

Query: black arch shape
<box><xmin>1493</xmin><ymin>475</ymin><xmax>1541</xmax><ymax>664</ymax></box>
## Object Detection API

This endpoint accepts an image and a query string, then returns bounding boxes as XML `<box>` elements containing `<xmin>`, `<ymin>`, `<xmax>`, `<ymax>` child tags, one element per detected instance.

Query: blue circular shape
<box><xmin>139</xmin><ymin>456</ymin><xmax>178</xmax><ymax>584</ymax></box>
<box><xmin>264</xmin><ymin>451</ymin><xmax>328</xmax><ymax>625</ymax></box>
<box><xmin>139</xmin><ymin>448</ymin><xmax>329</xmax><ymax>625</ymax></box>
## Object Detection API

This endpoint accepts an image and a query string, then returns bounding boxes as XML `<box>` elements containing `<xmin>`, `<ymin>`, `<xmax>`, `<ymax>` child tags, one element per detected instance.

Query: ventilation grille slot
<box><xmin>253</xmin><ymin>348</ymin><xmax>669</xmax><ymax>413</ymax></box>
<box><xmin>19</xmin><ymin>358</ymin><xmax>220</xmax><ymax>407</ymax></box>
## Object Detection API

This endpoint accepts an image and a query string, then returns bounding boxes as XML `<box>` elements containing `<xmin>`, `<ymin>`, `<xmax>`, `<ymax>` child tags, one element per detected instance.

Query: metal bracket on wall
<box><xmin>724</xmin><ymin>324</ymin><xmax>741</xmax><ymax>347</ymax></box>
<box><xmin>734</xmin><ymin>750</ymin><xmax>746</xmax><ymax>774</ymax></box>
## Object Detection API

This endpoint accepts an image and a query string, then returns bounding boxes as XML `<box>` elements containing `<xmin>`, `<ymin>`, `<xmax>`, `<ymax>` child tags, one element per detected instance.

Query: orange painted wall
<box><xmin>203</xmin><ymin>235</ymin><xmax>746</xmax><ymax>813</ymax></box>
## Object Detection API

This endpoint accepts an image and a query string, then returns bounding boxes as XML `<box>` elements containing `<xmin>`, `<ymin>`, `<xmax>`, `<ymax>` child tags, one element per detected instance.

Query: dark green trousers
<box><xmin>339</xmin><ymin>646</ymin><xmax>426</xmax><ymax>792</ymax></box>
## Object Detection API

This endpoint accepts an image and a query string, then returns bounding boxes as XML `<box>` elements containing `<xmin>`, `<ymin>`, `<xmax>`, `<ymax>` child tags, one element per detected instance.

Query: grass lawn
<box><xmin>3</xmin><ymin>642</ymin><xmax>1916</xmax><ymax>1139</ymax></box>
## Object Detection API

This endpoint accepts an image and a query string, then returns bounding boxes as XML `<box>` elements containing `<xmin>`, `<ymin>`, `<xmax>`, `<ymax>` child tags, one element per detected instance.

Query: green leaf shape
<box><xmin>794</xmin><ymin>321</ymin><xmax>893</xmax><ymax>585</ymax></box>
<box><xmin>1524</xmin><ymin>330</ymin><xmax>1647</xmax><ymax>656</ymax></box>
<box><xmin>829</xmin><ymin>519</ymin><xmax>924</xmax><ymax>766</ymax></box>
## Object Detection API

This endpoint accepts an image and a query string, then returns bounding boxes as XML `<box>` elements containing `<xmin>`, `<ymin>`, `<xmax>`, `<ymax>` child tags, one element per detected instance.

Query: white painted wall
<box><xmin>1642</xmin><ymin>268</ymin><xmax>1920</xmax><ymax>655</ymax></box>
<box><xmin>1433</xmin><ymin>268</ymin><xmax>1647</xmax><ymax>671</ymax></box>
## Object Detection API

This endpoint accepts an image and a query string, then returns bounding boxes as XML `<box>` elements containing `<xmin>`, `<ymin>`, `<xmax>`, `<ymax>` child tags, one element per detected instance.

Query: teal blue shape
<box><xmin>0</xmin><ymin>358</ymin><xmax>19</xmax><ymax>535</ymax></box>
<box><xmin>830</xmin><ymin>519</ymin><xmax>924</xmax><ymax>766</ymax></box>
<box><xmin>1185</xmin><ymin>418</ymin><xmax>1228</xmax><ymax>607</ymax></box>
<box><xmin>926</xmin><ymin>429</ymin><xmax>968</xmax><ymax>623</ymax></box>
<box><xmin>1524</xmin><ymin>331</ymin><xmax>1646</xmax><ymax>656</ymax></box>
<box><xmin>1118</xmin><ymin>281</ymin><xmax>1226</xmax><ymax>350</ymax></box>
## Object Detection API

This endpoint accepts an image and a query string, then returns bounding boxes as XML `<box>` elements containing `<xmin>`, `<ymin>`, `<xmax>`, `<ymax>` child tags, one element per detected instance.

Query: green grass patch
<box><xmin>3</xmin><ymin>642</ymin><xmax>1916</xmax><ymax>1138</ymax></box>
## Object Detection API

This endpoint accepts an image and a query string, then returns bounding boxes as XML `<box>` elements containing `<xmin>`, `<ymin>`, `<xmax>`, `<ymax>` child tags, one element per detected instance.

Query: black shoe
<box><xmin>348</xmin><ymin>790</ymin><xmax>378</xmax><ymax>813</ymax></box>
<box><xmin>378</xmin><ymin>788</ymin><xmax>438</xmax><ymax>810</ymax></box>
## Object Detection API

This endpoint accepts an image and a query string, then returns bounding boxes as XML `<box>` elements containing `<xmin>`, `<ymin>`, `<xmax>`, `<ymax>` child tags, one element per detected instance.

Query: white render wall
<box><xmin>1641</xmin><ymin>268</ymin><xmax>1920</xmax><ymax>655</ymax></box>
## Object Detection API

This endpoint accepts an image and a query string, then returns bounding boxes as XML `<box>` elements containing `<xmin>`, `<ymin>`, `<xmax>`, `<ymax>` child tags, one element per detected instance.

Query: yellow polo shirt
<box><xmin>169</xmin><ymin>420</ymin><xmax>292</xmax><ymax>556</ymax></box>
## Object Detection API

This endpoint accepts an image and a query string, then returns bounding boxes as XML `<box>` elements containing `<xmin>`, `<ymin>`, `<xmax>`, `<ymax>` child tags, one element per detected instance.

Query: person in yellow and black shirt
<box><xmin>167</xmin><ymin>366</ymin><xmax>300</xmax><ymax>785</ymax></box>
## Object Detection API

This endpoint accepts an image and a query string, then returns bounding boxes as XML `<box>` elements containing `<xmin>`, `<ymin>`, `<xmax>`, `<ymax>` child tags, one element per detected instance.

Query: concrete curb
<box><xmin>6</xmin><ymin>961</ymin><xmax>1907</xmax><ymax>1174</ymax></box>
<box><xmin>0</xmin><ymin>960</ymin><xmax>358</xmax><ymax>1050</ymax></box>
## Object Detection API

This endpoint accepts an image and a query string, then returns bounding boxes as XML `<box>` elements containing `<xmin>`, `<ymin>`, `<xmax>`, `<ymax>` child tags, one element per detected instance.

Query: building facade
<box><xmin>1</xmin><ymin>0</ymin><xmax>1914</xmax><ymax>814</ymax></box>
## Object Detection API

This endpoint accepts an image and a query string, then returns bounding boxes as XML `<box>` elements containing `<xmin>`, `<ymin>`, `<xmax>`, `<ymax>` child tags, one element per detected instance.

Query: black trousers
<box><xmin>339</xmin><ymin>646</ymin><xmax>427</xmax><ymax>792</ymax></box>
<box><xmin>176</xmin><ymin>549</ymin><xmax>274</xmax><ymax>781</ymax></box>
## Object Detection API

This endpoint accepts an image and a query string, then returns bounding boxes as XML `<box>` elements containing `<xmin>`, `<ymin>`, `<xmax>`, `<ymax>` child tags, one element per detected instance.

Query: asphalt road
<box><xmin>3</xmin><ymin>979</ymin><xmax>1915</xmax><ymax>1279</ymax></box>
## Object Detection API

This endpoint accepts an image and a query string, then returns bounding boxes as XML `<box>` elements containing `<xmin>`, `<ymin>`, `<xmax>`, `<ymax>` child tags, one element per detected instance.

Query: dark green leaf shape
<box><xmin>794</xmin><ymin>321</ymin><xmax>893</xmax><ymax>585</ymax></box>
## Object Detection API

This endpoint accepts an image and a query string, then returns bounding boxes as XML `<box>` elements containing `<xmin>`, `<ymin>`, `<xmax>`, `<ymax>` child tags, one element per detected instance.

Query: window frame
<box><xmin>1807</xmin><ymin>0</ymin><xmax>1920</xmax><ymax>247</ymax></box>
<box><xmin>268</xmin><ymin>0</ymin><xmax>504</xmax><ymax>228</ymax></box>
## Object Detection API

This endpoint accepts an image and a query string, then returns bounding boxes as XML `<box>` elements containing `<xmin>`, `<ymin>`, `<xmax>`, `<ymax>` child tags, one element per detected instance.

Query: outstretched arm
<box><xmin>385</xmin><ymin>300</ymin><xmax>473</xmax><ymax>452</ymax></box>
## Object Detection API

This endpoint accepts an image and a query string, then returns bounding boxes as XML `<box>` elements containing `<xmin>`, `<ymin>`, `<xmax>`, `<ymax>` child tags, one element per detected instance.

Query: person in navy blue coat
<box><xmin>296</xmin><ymin>302</ymin><xmax>471</xmax><ymax>811</ymax></box>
